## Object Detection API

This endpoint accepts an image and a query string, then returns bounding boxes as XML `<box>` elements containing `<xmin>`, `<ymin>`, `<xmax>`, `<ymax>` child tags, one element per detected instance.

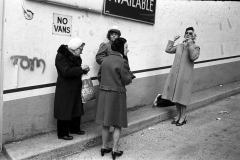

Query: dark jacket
<box><xmin>54</xmin><ymin>45</ymin><xmax>86</xmax><ymax>120</ymax></box>
<box><xmin>95</xmin><ymin>51</ymin><xmax>132</xmax><ymax>128</ymax></box>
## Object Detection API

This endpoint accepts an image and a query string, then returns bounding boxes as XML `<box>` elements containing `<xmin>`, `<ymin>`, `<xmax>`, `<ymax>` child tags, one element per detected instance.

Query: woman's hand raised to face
<box><xmin>173</xmin><ymin>35</ymin><xmax>180</xmax><ymax>42</ymax></box>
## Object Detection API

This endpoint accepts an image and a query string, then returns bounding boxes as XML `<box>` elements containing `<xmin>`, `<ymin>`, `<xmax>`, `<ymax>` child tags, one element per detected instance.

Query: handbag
<box><xmin>81</xmin><ymin>74</ymin><xmax>96</xmax><ymax>103</ymax></box>
<box><xmin>152</xmin><ymin>94</ymin><xmax>175</xmax><ymax>108</ymax></box>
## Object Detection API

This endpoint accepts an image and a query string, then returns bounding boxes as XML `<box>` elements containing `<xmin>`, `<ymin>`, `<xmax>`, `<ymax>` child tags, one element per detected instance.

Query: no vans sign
<box><xmin>53</xmin><ymin>13</ymin><xmax>72</xmax><ymax>36</ymax></box>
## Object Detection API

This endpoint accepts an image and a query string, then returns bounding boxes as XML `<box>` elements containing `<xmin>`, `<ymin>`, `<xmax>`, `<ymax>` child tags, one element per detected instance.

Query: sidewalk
<box><xmin>2</xmin><ymin>81</ymin><xmax>240</xmax><ymax>160</ymax></box>
<box><xmin>64</xmin><ymin>93</ymin><xmax>240</xmax><ymax>160</ymax></box>
<box><xmin>0</xmin><ymin>152</ymin><xmax>7</xmax><ymax>160</ymax></box>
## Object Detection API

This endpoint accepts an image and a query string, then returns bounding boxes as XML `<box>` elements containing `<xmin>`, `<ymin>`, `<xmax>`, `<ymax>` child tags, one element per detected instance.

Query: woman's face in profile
<box><xmin>74</xmin><ymin>44</ymin><xmax>85</xmax><ymax>56</ymax></box>
<box><xmin>124</xmin><ymin>43</ymin><xmax>129</xmax><ymax>56</ymax></box>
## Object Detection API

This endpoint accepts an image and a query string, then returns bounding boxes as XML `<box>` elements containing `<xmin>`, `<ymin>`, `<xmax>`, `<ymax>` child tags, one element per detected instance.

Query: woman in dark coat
<box><xmin>54</xmin><ymin>38</ymin><xmax>90</xmax><ymax>140</ymax></box>
<box><xmin>95</xmin><ymin>38</ymin><xmax>132</xmax><ymax>159</ymax></box>
<box><xmin>162</xmin><ymin>27</ymin><xmax>200</xmax><ymax>126</ymax></box>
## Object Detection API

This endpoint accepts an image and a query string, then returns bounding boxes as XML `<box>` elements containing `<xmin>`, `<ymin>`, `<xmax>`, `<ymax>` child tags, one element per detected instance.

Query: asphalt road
<box><xmin>62</xmin><ymin>93</ymin><xmax>240</xmax><ymax>160</ymax></box>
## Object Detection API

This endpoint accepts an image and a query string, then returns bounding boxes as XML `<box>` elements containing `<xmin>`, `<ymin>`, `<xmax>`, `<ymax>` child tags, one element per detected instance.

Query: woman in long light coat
<box><xmin>162</xmin><ymin>27</ymin><xmax>200</xmax><ymax>126</ymax></box>
<box><xmin>95</xmin><ymin>37</ymin><xmax>132</xmax><ymax>159</ymax></box>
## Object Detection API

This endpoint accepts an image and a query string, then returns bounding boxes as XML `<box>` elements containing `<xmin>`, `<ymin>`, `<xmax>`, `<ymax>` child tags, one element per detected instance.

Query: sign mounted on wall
<box><xmin>52</xmin><ymin>13</ymin><xmax>72</xmax><ymax>36</ymax></box>
<box><xmin>103</xmin><ymin>0</ymin><xmax>156</xmax><ymax>25</ymax></box>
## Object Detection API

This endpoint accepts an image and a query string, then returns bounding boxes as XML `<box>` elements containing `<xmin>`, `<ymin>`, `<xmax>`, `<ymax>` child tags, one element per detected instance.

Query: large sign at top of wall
<box><xmin>104</xmin><ymin>0</ymin><xmax>156</xmax><ymax>25</ymax></box>
<box><xmin>52</xmin><ymin>13</ymin><xmax>72</xmax><ymax>36</ymax></box>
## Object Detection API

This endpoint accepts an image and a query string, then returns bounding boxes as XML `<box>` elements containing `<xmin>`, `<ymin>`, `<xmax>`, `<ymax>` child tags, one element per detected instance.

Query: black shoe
<box><xmin>70</xmin><ymin>130</ymin><xmax>85</xmax><ymax>135</ymax></box>
<box><xmin>131</xmin><ymin>75</ymin><xmax>136</xmax><ymax>79</ymax></box>
<box><xmin>112</xmin><ymin>151</ymin><xmax>123</xmax><ymax>160</ymax></box>
<box><xmin>101</xmin><ymin>148</ymin><xmax>112</xmax><ymax>156</ymax></box>
<box><xmin>171</xmin><ymin>117</ymin><xmax>179</xmax><ymax>124</ymax></box>
<box><xmin>171</xmin><ymin>120</ymin><xmax>179</xmax><ymax>124</ymax></box>
<box><xmin>176</xmin><ymin>118</ymin><xmax>187</xmax><ymax>126</ymax></box>
<box><xmin>58</xmin><ymin>135</ymin><xmax>73</xmax><ymax>140</ymax></box>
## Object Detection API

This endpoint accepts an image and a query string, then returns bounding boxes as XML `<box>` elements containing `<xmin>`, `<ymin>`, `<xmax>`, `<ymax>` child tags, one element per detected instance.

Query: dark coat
<box><xmin>54</xmin><ymin>45</ymin><xmax>86</xmax><ymax>120</ymax></box>
<box><xmin>162</xmin><ymin>40</ymin><xmax>200</xmax><ymax>106</ymax></box>
<box><xmin>95</xmin><ymin>51</ymin><xmax>132</xmax><ymax>128</ymax></box>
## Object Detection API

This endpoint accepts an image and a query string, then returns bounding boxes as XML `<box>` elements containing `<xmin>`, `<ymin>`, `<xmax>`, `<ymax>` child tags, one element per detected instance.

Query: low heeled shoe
<box><xmin>171</xmin><ymin>120</ymin><xmax>179</xmax><ymax>124</ymax></box>
<box><xmin>176</xmin><ymin>118</ymin><xmax>187</xmax><ymax>126</ymax></box>
<box><xmin>58</xmin><ymin>135</ymin><xmax>73</xmax><ymax>140</ymax></box>
<box><xmin>112</xmin><ymin>151</ymin><xmax>123</xmax><ymax>160</ymax></box>
<box><xmin>70</xmin><ymin>130</ymin><xmax>85</xmax><ymax>135</ymax></box>
<box><xmin>100</xmin><ymin>148</ymin><xmax>112</xmax><ymax>156</ymax></box>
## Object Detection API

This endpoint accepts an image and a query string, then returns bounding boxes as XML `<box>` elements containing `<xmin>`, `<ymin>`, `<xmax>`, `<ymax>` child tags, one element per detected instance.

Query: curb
<box><xmin>3</xmin><ymin>81</ymin><xmax>240</xmax><ymax>160</ymax></box>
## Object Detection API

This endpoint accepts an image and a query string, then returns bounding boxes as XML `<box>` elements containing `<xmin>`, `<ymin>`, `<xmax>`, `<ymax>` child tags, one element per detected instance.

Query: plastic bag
<box><xmin>81</xmin><ymin>74</ymin><xmax>96</xmax><ymax>103</ymax></box>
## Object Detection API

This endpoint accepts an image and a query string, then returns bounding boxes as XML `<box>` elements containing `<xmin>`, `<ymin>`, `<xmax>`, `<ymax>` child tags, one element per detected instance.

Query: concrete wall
<box><xmin>0</xmin><ymin>0</ymin><xmax>5</xmax><ymax>151</ymax></box>
<box><xmin>2</xmin><ymin>0</ymin><xmax>240</xmax><ymax>144</ymax></box>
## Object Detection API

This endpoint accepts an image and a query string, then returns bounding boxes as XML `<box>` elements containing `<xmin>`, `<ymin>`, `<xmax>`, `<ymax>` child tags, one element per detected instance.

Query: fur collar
<box><xmin>57</xmin><ymin>45</ymin><xmax>73</xmax><ymax>57</ymax></box>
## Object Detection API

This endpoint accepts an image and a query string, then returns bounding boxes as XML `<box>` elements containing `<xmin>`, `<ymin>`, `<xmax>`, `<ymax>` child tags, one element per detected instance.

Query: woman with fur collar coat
<box><xmin>54</xmin><ymin>38</ymin><xmax>90</xmax><ymax>140</ymax></box>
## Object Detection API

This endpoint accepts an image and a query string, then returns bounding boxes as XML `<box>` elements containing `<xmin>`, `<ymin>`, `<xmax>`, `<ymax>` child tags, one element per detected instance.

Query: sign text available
<box><xmin>104</xmin><ymin>0</ymin><xmax>156</xmax><ymax>24</ymax></box>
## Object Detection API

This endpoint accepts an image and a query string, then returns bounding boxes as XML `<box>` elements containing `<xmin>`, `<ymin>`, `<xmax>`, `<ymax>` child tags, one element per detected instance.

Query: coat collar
<box><xmin>109</xmin><ymin>51</ymin><xmax>123</xmax><ymax>57</ymax></box>
<box><xmin>57</xmin><ymin>45</ymin><xmax>81</xmax><ymax>66</ymax></box>
<box><xmin>57</xmin><ymin>45</ymin><xmax>74</xmax><ymax>57</ymax></box>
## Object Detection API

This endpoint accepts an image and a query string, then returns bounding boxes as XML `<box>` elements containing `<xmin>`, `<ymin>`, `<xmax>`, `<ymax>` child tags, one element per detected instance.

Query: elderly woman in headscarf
<box><xmin>95</xmin><ymin>37</ymin><xmax>133</xmax><ymax>159</ymax></box>
<box><xmin>54</xmin><ymin>38</ymin><xmax>90</xmax><ymax>140</ymax></box>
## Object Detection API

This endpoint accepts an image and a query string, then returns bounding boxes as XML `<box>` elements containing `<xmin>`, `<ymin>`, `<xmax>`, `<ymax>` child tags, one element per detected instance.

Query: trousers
<box><xmin>57</xmin><ymin>116</ymin><xmax>82</xmax><ymax>137</ymax></box>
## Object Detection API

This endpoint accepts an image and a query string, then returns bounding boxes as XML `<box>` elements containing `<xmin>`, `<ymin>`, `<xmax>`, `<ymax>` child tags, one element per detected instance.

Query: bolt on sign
<box><xmin>103</xmin><ymin>0</ymin><xmax>156</xmax><ymax>25</ymax></box>
<box><xmin>53</xmin><ymin>13</ymin><xmax>72</xmax><ymax>36</ymax></box>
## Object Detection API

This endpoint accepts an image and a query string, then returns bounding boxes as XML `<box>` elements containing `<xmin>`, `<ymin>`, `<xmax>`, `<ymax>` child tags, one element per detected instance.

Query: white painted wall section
<box><xmin>2</xmin><ymin>0</ymin><xmax>240</xmax><ymax>101</ymax></box>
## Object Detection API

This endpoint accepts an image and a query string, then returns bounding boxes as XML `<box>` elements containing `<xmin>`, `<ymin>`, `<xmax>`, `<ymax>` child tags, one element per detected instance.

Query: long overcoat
<box><xmin>162</xmin><ymin>40</ymin><xmax>200</xmax><ymax>106</ymax></box>
<box><xmin>95</xmin><ymin>52</ymin><xmax>132</xmax><ymax>128</ymax></box>
<box><xmin>54</xmin><ymin>45</ymin><xmax>86</xmax><ymax>120</ymax></box>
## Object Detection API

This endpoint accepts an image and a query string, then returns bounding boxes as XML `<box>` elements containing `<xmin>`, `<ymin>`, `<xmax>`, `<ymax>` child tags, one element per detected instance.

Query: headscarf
<box><xmin>111</xmin><ymin>37</ymin><xmax>127</xmax><ymax>56</ymax></box>
<box><xmin>68</xmin><ymin>38</ymin><xmax>84</xmax><ymax>50</ymax></box>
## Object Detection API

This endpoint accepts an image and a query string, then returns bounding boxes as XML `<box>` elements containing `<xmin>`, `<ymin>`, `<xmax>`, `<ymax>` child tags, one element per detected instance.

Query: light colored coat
<box><xmin>162</xmin><ymin>40</ymin><xmax>200</xmax><ymax>106</ymax></box>
<box><xmin>95</xmin><ymin>51</ymin><xmax>132</xmax><ymax>128</ymax></box>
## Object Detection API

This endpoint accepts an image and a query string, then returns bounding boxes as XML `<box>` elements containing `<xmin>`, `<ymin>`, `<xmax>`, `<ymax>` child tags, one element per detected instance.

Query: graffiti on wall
<box><xmin>10</xmin><ymin>55</ymin><xmax>46</xmax><ymax>73</ymax></box>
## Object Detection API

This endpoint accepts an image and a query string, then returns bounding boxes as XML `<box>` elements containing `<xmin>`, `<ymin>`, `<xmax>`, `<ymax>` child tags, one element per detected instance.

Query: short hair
<box><xmin>185</xmin><ymin>27</ymin><xmax>194</xmax><ymax>33</ymax></box>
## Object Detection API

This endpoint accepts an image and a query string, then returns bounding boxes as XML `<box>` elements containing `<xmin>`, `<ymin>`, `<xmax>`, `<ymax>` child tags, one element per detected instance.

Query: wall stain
<box><xmin>11</xmin><ymin>127</ymin><xmax>15</xmax><ymax>139</ymax></box>
<box><xmin>219</xmin><ymin>23</ymin><xmax>222</xmax><ymax>30</ymax></box>
<box><xmin>89</xmin><ymin>29</ymin><xmax>94</xmax><ymax>36</ymax></box>
<box><xmin>220</xmin><ymin>44</ymin><xmax>224</xmax><ymax>55</ymax></box>
<box><xmin>10</xmin><ymin>55</ymin><xmax>46</xmax><ymax>74</ymax></box>
<box><xmin>196</xmin><ymin>21</ymin><xmax>198</xmax><ymax>26</ymax></box>
<box><xmin>227</xmin><ymin>19</ymin><xmax>232</xmax><ymax>29</ymax></box>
